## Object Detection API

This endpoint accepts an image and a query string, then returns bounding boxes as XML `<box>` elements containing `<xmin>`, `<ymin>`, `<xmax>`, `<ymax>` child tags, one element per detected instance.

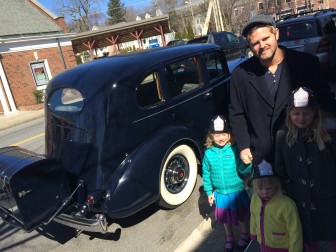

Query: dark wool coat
<box><xmin>229</xmin><ymin>46</ymin><xmax>336</xmax><ymax>165</ymax></box>
<box><xmin>275</xmin><ymin>127</ymin><xmax>336</xmax><ymax>244</ymax></box>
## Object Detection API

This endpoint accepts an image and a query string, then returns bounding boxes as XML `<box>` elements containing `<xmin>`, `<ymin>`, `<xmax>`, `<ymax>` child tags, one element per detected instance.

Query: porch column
<box><xmin>154</xmin><ymin>24</ymin><xmax>166</xmax><ymax>46</ymax></box>
<box><xmin>0</xmin><ymin>59</ymin><xmax>17</xmax><ymax>114</ymax></box>
<box><xmin>83</xmin><ymin>40</ymin><xmax>96</xmax><ymax>59</ymax></box>
<box><xmin>106</xmin><ymin>35</ymin><xmax>120</xmax><ymax>55</ymax></box>
<box><xmin>130</xmin><ymin>30</ymin><xmax>144</xmax><ymax>49</ymax></box>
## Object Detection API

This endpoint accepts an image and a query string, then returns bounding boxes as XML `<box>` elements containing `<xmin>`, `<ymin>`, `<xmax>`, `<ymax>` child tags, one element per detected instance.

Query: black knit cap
<box><xmin>209</xmin><ymin>115</ymin><xmax>229</xmax><ymax>133</ymax></box>
<box><xmin>288</xmin><ymin>87</ymin><xmax>318</xmax><ymax>108</ymax></box>
<box><xmin>242</xmin><ymin>14</ymin><xmax>276</xmax><ymax>37</ymax></box>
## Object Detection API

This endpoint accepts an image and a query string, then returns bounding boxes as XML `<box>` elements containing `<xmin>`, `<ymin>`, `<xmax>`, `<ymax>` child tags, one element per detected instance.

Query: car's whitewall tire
<box><xmin>158</xmin><ymin>144</ymin><xmax>198</xmax><ymax>209</ymax></box>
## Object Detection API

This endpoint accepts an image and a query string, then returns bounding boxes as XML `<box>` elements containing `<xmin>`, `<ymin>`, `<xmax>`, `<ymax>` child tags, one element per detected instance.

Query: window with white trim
<box><xmin>30</xmin><ymin>60</ymin><xmax>50</xmax><ymax>87</ymax></box>
<box><xmin>258</xmin><ymin>2</ymin><xmax>264</xmax><ymax>9</ymax></box>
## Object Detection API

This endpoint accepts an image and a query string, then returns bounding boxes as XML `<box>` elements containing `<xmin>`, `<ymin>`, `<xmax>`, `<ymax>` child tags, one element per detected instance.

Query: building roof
<box><xmin>0</xmin><ymin>0</ymin><xmax>64</xmax><ymax>38</ymax></box>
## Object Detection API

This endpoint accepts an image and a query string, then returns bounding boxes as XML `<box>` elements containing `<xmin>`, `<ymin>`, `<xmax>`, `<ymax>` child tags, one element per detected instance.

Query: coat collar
<box><xmin>246</xmin><ymin>47</ymin><xmax>293</xmax><ymax>109</ymax></box>
<box><xmin>246</xmin><ymin>57</ymin><xmax>274</xmax><ymax>107</ymax></box>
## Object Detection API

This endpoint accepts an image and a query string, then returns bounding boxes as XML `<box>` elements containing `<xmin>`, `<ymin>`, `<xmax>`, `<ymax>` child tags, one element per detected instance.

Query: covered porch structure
<box><xmin>71</xmin><ymin>14</ymin><xmax>171</xmax><ymax>58</ymax></box>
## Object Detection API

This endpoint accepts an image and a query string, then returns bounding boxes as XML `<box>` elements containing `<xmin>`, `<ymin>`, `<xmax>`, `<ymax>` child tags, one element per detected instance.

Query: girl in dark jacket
<box><xmin>275</xmin><ymin>87</ymin><xmax>336</xmax><ymax>252</ymax></box>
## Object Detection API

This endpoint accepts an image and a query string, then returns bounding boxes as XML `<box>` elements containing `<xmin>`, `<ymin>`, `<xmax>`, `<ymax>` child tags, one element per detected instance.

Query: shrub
<box><xmin>33</xmin><ymin>89</ymin><xmax>44</xmax><ymax>103</ymax></box>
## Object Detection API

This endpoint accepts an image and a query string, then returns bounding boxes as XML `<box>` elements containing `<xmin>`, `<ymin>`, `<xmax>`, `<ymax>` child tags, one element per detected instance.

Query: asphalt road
<box><xmin>0</xmin><ymin>174</ymin><xmax>213</xmax><ymax>252</ymax></box>
<box><xmin>0</xmin><ymin>119</ymin><xmax>213</xmax><ymax>252</ymax></box>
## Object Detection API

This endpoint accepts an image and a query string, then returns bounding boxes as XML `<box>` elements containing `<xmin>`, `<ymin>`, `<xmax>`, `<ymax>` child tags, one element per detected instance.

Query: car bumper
<box><xmin>54</xmin><ymin>213</ymin><xmax>108</xmax><ymax>233</ymax></box>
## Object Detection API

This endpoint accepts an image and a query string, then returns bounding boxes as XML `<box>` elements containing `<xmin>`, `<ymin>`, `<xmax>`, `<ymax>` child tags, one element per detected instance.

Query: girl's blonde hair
<box><xmin>204</xmin><ymin>130</ymin><xmax>234</xmax><ymax>148</ymax></box>
<box><xmin>285</xmin><ymin>107</ymin><xmax>331</xmax><ymax>150</ymax></box>
<box><xmin>252</xmin><ymin>176</ymin><xmax>282</xmax><ymax>195</ymax></box>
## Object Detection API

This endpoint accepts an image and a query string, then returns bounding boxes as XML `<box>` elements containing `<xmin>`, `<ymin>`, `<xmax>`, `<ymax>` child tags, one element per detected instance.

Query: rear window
<box><xmin>187</xmin><ymin>37</ymin><xmax>208</xmax><ymax>44</ymax></box>
<box><xmin>278</xmin><ymin>21</ymin><xmax>319</xmax><ymax>42</ymax></box>
<box><xmin>212</xmin><ymin>34</ymin><xmax>228</xmax><ymax>45</ymax></box>
<box><xmin>48</xmin><ymin>88</ymin><xmax>84</xmax><ymax>112</ymax></box>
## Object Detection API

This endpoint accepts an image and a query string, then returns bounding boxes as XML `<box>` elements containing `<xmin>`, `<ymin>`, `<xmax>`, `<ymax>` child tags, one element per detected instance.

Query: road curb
<box><xmin>174</xmin><ymin>212</ymin><xmax>214</xmax><ymax>252</ymax></box>
<box><xmin>0</xmin><ymin>109</ymin><xmax>45</xmax><ymax>131</ymax></box>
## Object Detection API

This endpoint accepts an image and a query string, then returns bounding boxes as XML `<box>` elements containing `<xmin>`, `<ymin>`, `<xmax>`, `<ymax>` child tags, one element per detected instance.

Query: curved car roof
<box><xmin>49</xmin><ymin>44</ymin><xmax>221</xmax><ymax>91</ymax></box>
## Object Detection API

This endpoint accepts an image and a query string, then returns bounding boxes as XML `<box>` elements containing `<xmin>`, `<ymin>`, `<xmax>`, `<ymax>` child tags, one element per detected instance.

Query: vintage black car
<box><xmin>0</xmin><ymin>44</ymin><xmax>246</xmax><ymax>234</ymax></box>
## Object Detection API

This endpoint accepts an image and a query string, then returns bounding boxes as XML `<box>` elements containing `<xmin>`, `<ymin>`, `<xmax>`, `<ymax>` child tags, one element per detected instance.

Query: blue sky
<box><xmin>38</xmin><ymin>0</ymin><xmax>151</xmax><ymax>16</ymax></box>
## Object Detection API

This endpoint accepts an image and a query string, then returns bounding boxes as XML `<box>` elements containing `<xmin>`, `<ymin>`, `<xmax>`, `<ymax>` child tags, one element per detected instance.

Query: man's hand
<box><xmin>208</xmin><ymin>194</ymin><xmax>214</xmax><ymax>206</ymax></box>
<box><xmin>240</xmin><ymin>148</ymin><xmax>253</xmax><ymax>164</ymax></box>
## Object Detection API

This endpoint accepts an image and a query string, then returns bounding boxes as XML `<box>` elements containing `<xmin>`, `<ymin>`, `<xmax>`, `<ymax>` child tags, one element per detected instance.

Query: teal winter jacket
<box><xmin>202</xmin><ymin>144</ymin><xmax>251</xmax><ymax>196</ymax></box>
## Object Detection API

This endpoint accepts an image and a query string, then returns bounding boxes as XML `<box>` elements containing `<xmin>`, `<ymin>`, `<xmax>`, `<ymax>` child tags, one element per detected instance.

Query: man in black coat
<box><xmin>229</xmin><ymin>14</ymin><xmax>336</xmax><ymax>166</ymax></box>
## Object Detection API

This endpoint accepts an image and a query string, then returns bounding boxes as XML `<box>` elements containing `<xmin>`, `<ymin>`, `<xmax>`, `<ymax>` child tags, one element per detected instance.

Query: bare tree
<box><xmin>218</xmin><ymin>0</ymin><xmax>238</xmax><ymax>31</ymax></box>
<box><xmin>169</xmin><ymin>9</ymin><xmax>188</xmax><ymax>38</ymax></box>
<box><xmin>54</xmin><ymin>0</ymin><xmax>104</xmax><ymax>32</ymax></box>
<box><xmin>151</xmin><ymin>0</ymin><xmax>179</xmax><ymax>13</ymax></box>
<box><xmin>230</xmin><ymin>0</ymin><xmax>255</xmax><ymax>34</ymax></box>
<box><xmin>124</xmin><ymin>6</ymin><xmax>139</xmax><ymax>22</ymax></box>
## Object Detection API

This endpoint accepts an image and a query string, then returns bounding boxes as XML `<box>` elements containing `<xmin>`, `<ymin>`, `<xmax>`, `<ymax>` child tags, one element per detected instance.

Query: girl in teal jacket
<box><xmin>202</xmin><ymin>115</ymin><xmax>252</xmax><ymax>252</ymax></box>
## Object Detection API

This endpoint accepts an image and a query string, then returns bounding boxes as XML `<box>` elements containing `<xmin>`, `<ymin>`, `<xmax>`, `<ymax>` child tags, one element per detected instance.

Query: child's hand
<box><xmin>208</xmin><ymin>194</ymin><xmax>214</xmax><ymax>206</ymax></box>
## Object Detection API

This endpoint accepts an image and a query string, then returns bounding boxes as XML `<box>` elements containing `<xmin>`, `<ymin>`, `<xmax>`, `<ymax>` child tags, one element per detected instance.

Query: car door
<box><xmin>163</xmin><ymin>51</ymin><xmax>230</xmax><ymax>138</ymax></box>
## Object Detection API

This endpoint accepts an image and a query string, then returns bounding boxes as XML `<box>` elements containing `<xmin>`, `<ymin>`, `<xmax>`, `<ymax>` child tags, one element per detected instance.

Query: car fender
<box><xmin>104</xmin><ymin>125</ymin><xmax>202</xmax><ymax>218</ymax></box>
<box><xmin>227</xmin><ymin>56</ymin><xmax>248</xmax><ymax>73</ymax></box>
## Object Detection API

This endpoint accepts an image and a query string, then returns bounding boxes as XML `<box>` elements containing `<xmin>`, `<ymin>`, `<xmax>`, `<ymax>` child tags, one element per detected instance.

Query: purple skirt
<box><xmin>214</xmin><ymin>189</ymin><xmax>250</xmax><ymax>225</ymax></box>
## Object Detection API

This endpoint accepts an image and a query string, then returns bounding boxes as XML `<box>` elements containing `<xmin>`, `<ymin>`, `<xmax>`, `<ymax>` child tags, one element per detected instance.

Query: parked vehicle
<box><xmin>187</xmin><ymin>31</ymin><xmax>253</xmax><ymax>60</ymax></box>
<box><xmin>0</xmin><ymin>44</ymin><xmax>247</xmax><ymax>234</ymax></box>
<box><xmin>277</xmin><ymin>9</ymin><xmax>336</xmax><ymax>73</ymax></box>
<box><xmin>166</xmin><ymin>39</ymin><xmax>187</xmax><ymax>46</ymax></box>
<box><xmin>148</xmin><ymin>38</ymin><xmax>160</xmax><ymax>48</ymax></box>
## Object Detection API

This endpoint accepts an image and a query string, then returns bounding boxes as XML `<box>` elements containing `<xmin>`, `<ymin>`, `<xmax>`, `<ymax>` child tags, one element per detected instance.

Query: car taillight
<box><xmin>86</xmin><ymin>190</ymin><xmax>104</xmax><ymax>205</ymax></box>
<box><xmin>317</xmin><ymin>38</ymin><xmax>330</xmax><ymax>53</ymax></box>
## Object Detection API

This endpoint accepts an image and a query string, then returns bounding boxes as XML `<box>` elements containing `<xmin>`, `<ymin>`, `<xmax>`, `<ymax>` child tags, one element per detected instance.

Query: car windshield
<box><xmin>278</xmin><ymin>20</ymin><xmax>318</xmax><ymax>42</ymax></box>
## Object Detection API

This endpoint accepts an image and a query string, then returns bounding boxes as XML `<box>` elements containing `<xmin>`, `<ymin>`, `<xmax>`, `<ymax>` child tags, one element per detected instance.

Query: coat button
<box><xmin>302</xmin><ymin>202</ymin><xmax>306</xmax><ymax>208</ymax></box>
<box><xmin>310</xmin><ymin>180</ymin><xmax>314</xmax><ymax>187</ymax></box>
<box><xmin>301</xmin><ymin>179</ymin><xmax>306</xmax><ymax>185</ymax></box>
<box><xmin>298</xmin><ymin>156</ymin><xmax>302</xmax><ymax>162</ymax></box>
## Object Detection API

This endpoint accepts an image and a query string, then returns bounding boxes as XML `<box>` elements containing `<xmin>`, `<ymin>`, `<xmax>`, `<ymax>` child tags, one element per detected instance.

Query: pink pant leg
<box><xmin>304</xmin><ymin>241</ymin><xmax>318</xmax><ymax>252</ymax></box>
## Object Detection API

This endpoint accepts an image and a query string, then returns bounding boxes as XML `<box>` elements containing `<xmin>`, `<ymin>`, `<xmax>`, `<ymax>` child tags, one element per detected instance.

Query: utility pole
<box><xmin>216</xmin><ymin>0</ymin><xmax>224</xmax><ymax>31</ymax></box>
<box><xmin>202</xmin><ymin>0</ymin><xmax>214</xmax><ymax>35</ymax></box>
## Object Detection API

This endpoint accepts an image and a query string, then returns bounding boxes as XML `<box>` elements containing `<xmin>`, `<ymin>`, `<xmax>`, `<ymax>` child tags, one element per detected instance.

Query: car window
<box><xmin>164</xmin><ymin>56</ymin><xmax>202</xmax><ymax>98</ymax></box>
<box><xmin>323</xmin><ymin>15</ymin><xmax>336</xmax><ymax>34</ymax></box>
<box><xmin>278</xmin><ymin>21</ymin><xmax>318</xmax><ymax>42</ymax></box>
<box><xmin>205</xmin><ymin>51</ymin><xmax>227</xmax><ymax>81</ymax></box>
<box><xmin>226</xmin><ymin>33</ymin><xmax>238</xmax><ymax>43</ymax></box>
<box><xmin>213</xmin><ymin>34</ymin><xmax>228</xmax><ymax>45</ymax></box>
<box><xmin>136</xmin><ymin>72</ymin><xmax>163</xmax><ymax>107</ymax></box>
